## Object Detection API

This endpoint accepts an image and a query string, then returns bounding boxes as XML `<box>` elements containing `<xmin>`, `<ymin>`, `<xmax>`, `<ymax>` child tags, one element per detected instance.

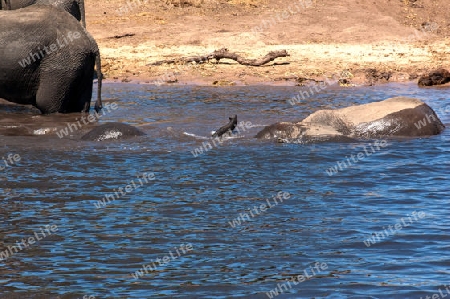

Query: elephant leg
<box><xmin>76</xmin><ymin>78</ymin><xmax>94</xmax><ymax>113</ymax></box>
<box><xmin>35</xmin><ymin>73</ymin><xmax>68</xmax><ymax>114</ymax></box>
<box><xmin>70</xmin><ymin>55</ymin><xmax>95</xmax><ymax>113</ymax></box>
<box><xmin>36</xmin><ymin>58</ymin><xmax>94</xmax><ymax>114</ymax></box>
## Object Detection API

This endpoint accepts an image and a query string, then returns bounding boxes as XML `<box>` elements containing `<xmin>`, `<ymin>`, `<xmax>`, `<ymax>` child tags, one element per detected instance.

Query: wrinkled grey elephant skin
<box><xmin>0</xmin><ymin>6</ymin><xmax>102</xmax><ymax>114</ymax></box>
<box><xmin>256</xmin><ymin>97</ymin><xmax>445</xmax><ymax>142</ymax></box>
<box><xmin>81</xmin><ymin>123</ymin><xmax>146</xmax><ymax>141</ymax></box>
<box><xmin>352</xmin><ymin>105</ymin><xmax>444</xmax><ymax>138</ymax></box>
<box><xmin>2</xmin><ymin>0</ymin><xmax>86</xmax><ymax>27</ymax></box>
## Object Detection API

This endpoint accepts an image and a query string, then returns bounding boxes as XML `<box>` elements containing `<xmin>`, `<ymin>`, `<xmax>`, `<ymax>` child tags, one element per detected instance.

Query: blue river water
<box><xmin>0</xmin><ymin>82</ymin><xmax>449</xmax><ymax>299</ymax></box>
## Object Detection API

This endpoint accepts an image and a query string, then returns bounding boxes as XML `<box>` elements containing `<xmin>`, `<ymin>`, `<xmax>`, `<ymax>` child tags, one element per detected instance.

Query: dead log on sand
<box><xmin>148</xmin><ymin>48</ymin><xmax>290</xmax><ymax>66</ymax></box>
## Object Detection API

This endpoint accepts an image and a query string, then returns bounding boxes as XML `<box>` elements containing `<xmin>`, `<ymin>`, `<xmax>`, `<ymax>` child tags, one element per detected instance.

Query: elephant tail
<box><xmin>94</xmin><ymin>50</ymin><xmax>103</xmax><ymax>113</ymax></box>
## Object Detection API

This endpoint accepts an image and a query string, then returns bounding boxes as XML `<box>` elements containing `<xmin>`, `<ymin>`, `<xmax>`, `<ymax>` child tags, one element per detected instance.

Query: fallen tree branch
<box><xmin>148</xmin><ymin>48</ymin><xmax>290</xmax><ymax>66</ymax></box>
<box><xmin>109</xmin><ymin>33</ymin><xmax>136</xmax><ymax>39</ymax></box>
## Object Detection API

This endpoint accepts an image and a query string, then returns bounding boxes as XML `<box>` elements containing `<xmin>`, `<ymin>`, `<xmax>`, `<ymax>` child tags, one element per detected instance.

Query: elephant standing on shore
<box><xmin>1</xmin><ymin>0</ymin><xmax>86</xmax><ymax>27</ymax></box>
<box><xmin>0</xmin><ymin>6</ymin><xmax>102</xmax><ymax>114</ymax></box>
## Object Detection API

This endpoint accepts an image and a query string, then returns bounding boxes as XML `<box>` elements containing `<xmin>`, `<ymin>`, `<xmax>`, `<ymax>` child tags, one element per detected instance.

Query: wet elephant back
<box><xmin>8</xmin><ymin>0</ymin><xmax>36</xmax><ymax>9</ymax></box>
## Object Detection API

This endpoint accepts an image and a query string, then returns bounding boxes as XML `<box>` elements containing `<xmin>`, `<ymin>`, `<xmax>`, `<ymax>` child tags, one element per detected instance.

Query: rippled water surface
<box><xmin>0</xmin><ymin>83</ymin><xmax>449</xmax><ymax>299</ymax></box>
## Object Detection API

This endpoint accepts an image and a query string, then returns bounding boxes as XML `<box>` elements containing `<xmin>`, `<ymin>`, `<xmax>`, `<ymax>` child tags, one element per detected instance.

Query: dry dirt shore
<box><xmin>86</xmin><ymin>0</ymin><xmax>450</xmax><ymax>86</ymax></box>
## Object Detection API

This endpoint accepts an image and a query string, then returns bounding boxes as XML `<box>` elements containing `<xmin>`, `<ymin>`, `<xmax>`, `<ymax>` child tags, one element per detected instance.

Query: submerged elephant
<box><xmin>0</xmin><ymin>6</ymin><xmax>102</xmax><ymax>114</ymax></box>
<box><xmin>256</xmin><ymin>97</ymin><xmax>445</xmax><ymax>142</ymax></box>
<box><xmin>81</xmin><ymin>123</ymin><xmax>146</xmax><ymax>141</ymax></box>
<box><xmin>1</xmin><ymin>0</ymin><xmax>86</xmax><ymax>27</ymax></box>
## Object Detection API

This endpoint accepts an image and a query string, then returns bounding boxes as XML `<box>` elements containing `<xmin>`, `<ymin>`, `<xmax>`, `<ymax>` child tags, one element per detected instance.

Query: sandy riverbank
<box><xmin>85</xmin><ymin>0</ymin><xmax>450</xmax><ymax>85</ymax></box>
